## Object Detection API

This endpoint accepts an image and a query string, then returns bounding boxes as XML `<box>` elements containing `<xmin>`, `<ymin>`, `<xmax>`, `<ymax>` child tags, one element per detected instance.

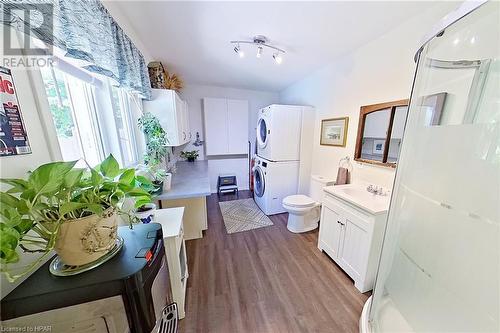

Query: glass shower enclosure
<box><xmin>362</xmin><ymin>1</ymin><xmax>499</xmax><ymax>332</ymax></box>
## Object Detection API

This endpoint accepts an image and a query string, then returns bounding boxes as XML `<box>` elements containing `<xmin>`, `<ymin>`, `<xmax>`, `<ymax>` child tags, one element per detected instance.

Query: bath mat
<box><xmin>219</xmin><ymin>198</ymin><xmax>273</xmax><ymax>234</ymax></box>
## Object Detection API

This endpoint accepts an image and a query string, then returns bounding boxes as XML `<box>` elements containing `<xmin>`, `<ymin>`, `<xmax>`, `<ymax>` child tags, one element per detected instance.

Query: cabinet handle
<box><xmin>338</xmin><ymin>221</ymin><xmax>345</xmax><ymax>226</ymax></box>
<box><xmin>183</xmin><ymin>132</ymin><xmax>186</xmax><ymax>140</ymax></box>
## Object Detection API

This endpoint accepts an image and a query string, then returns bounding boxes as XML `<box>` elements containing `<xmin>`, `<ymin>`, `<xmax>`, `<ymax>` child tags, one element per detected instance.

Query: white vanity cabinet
<box><xmin>144</xmin><ymin>89</ymin><xmax>190</xmax><ymax>146</ymax></box>
<box><xmin>318</xmin><ymin>188</ymin><xmax>388</xmax><ymax>293</ymax></box>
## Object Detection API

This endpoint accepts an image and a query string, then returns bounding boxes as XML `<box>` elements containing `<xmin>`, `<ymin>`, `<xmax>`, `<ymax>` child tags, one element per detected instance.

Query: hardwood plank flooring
<box><xmin>180</xmin><ymin>191</ymin><xmax>369</xmax><ymax>333</ymax></box>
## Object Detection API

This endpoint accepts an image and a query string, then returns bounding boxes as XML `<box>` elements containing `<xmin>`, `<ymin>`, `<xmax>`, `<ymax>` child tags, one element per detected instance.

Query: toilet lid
<box><xmin>283</xmin><ymin>195</ymin><xmax>316</xmax><ymax>208</ymax></box>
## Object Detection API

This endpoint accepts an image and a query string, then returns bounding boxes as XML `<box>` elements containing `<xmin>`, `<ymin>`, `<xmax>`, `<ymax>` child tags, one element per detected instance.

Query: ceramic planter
<box><xmin>163</xmin><ymin>173</ymin><xmax>172</xmax><ymax>191</ymax></box>
<box><xmin>134</xmin><ymin>202</ymin><xmax>156</xmax><ymax>224</ymax></box>
<box><xmin>55</xmin><ymin>209</ymin><xmax>117</xmax><ymax>266</ymax></box>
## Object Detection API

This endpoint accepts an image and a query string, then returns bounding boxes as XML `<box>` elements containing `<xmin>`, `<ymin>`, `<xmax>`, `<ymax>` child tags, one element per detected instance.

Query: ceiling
<box><xmin>112</xmin><ymin>1</ymin><xmax>439</xmax><ymax>92</ymax></box>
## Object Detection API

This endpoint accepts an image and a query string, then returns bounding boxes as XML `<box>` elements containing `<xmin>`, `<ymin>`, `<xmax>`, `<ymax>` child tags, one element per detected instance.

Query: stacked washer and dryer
<box><xmin>253</xmin><ymin>104</ymin><xmax>314</xmax><ymax>215</ymax></box>
<box><xmin>253</xmin><ymin>104</ymin><xmax>337</xmax><ymax>233</ymax></box>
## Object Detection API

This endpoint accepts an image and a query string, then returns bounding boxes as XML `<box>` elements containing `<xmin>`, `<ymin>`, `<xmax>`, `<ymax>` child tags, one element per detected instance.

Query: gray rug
<box><xmin>219</xmin><ymin>198</ymin><xmax>273</xmax><ymax>234</ymax></box>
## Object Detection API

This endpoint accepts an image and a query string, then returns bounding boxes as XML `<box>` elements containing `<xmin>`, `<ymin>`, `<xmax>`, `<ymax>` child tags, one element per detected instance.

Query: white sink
<box><xmin>323</xmin><ymin>183</ymin><xmax>391</xmax><ymax>215</ymax></box>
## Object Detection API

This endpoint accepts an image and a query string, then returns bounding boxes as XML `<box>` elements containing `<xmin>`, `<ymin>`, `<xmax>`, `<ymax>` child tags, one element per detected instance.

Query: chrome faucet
<box><xmin>367</xmin><ymin>185</ymin><xmax>386</xmax><ymax>196</ymax></box>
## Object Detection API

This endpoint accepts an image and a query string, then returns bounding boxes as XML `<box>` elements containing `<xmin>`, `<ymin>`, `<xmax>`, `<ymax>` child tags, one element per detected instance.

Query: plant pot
<box><xmin>187</xmin><ymin>157</ymin><xmax>196</xmax><ymax>162</ymax></box>
<box><xmin>163</xmin><ymin>173</ymin><xmax>172</xmax><ymax>191</ymax></box>
<box><xmin>152</xmin><ymin>180</ymin><xmax>163</xmax><ymax>195</ymax></box>
<box><xmin>55</xmin><ymin>209</ymin><xmax>117</xmax><ymax>266</ymax></box>
<box><xmin>134</xmin><ymin>202</ymin><xmax>156</xmax><ymax>224</ymax></box>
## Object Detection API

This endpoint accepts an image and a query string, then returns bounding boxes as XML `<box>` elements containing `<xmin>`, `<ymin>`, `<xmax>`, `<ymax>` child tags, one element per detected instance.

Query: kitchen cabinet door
<box><xmin>203</xmin><ymin>98</ymin><xmax>229</xmax><ymax>155</ymax></box>
<box><xmin>318</xmin><ymin>204</ymin><xmax>343</xmax><ymax>260</ymax></box>
<box><xmin>227</xmin><ymin>99</ymin><xmax>249</xmax><ymax>154</ymax></box>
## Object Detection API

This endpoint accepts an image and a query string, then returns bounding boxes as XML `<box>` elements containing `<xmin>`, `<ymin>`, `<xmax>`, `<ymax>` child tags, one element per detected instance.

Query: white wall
<box><xmin>279</xmin><ymin>2</ymin><xmax>459</xmax><ymax>189</ymax></box>
<box><xmin>177</xmin><ymin>83</ymin><xmax>278</xmax><ymax>192</ymax></box>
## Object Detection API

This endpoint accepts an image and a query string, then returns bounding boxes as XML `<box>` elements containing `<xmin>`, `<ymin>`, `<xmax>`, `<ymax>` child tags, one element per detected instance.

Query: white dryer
<box><xmin>253</xmin><ymin>155</ymin><xmax>299</xmax><ymax>215</ymax></box>
<box><xmin>256</xmin><ymin>104</ymin><xmax>303</xmax><ymax>161</ymax></box>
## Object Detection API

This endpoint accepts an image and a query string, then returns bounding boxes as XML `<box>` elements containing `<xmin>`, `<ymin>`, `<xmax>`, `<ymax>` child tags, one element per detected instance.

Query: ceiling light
<box><xmin>234</xmin><ymin>44</ymin><xmax>244</xmax><ymax>57</ymax></box>
<box><xmin>256</xmin><ymin>46</ymin><xmax>263</xmax><ymax>58</ymax></box>
<box><xmin>230</xmin><ymin>35</ymin><xmax>286</xmax><ymax>63</ymax></box>
<box><xmin>273</xmin><ymin>53</ymin><xmax>282</xmax><ymax>64</ymax></box>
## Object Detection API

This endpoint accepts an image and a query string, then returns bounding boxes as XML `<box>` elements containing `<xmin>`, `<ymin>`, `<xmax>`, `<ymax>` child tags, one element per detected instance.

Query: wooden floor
<box><xmin>180</xmin><ymin>191</ymin><xmax>369</xmax><ymax>333</ymax></box>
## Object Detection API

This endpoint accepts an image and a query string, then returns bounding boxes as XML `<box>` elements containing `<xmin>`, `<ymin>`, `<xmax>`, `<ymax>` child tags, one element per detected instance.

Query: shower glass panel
<box><xmin>369</xmin><ymin>2</ymin><xmax>499</xmax><ymax>333</ymax></box>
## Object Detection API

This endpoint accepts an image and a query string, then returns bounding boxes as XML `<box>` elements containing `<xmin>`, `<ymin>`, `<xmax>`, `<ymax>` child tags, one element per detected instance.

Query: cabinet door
<box><xmin>183</xmin><ymin>100</ymin><xmax>191</xmax><ymax>142</ymax></box>
<box><xmin>318</xmin><ymin>204</ymin><xmax>343</xmax><ymax>260</ymax></box>
<box><xmin>227</xmin><ymin>99</ymin><xmax>249</xmax><ymax>154</ymax></box>
<box><xmin>174</xmin><ymin>93</ymin><xmax>187</xmax><ymax>144</ymax></box>
<box><xmin>203</xmin><ymin>98</ymin><xmax>229</xmax><ymax>155</ymax></box>
<box><xmin>337</xmin><ymin>212</ymin><xmax>369</xmax><ymax>281</ymax></box>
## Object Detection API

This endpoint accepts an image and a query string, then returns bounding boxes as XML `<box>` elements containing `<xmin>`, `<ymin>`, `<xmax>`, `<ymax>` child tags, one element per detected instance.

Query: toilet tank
<box><xmin>309</xmin><ymin>175</ymin><xmax>336</xmax><ymax>202</ymax></box>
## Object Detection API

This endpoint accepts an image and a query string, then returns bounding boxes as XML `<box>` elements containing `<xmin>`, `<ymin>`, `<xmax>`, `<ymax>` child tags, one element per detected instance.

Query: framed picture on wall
<box><xmin>320</xmin><ymin>117</ymin><xmax>348</xmax><ymax>147</ymax></box>
<box><xmin>372</xmin><ymin>139</ymin><xmax>385</xmax><ymax>155</ymax></box>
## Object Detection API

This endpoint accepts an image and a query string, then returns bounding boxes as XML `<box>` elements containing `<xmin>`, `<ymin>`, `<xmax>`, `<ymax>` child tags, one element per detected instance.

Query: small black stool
<box><xmin>217</xmin><ymin>174</ymin><xmax>238</xmax><ymax>197</ymax></box>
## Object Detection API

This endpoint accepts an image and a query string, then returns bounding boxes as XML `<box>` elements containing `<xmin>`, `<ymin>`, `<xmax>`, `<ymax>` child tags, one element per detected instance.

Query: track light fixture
<box><xmin>233</xmin><ymin>43</ymin><xmax>244</xmax><ymax>58</ymax></box>
<box><xmin>273</xmin><ymin>53</ymin><xmax>282</xmax><ymax>64</ymax></box>
<box><xmin>256</xmin><ymin>46</ymin><xmax>263</xmax><ymax>58</ymax></box>
<box><xmin>230</xmin><ymin>35</ymin><xmax>285</xmax><ymax>64</ymax></box>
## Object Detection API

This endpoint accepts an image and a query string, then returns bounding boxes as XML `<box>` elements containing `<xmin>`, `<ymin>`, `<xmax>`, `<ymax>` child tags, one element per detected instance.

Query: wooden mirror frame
<box><xmin>354</xmin><ymin>99</ymin><xmax>409</xmax><ymax>168</ymax></box>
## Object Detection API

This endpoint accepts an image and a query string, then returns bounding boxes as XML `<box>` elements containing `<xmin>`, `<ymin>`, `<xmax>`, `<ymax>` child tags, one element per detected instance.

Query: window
<box><xmin>40</xmin><ymin>63</ymin><xmax>140</xmax><ymax>167</ymax></box>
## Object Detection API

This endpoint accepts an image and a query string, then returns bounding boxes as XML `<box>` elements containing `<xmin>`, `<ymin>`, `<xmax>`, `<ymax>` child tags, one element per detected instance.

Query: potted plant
<box><xmin>138</xmin><ymin>112</ymin><xmax>170</xmax><ymax>166</ymax></box>
<box><xmin>180</xmin><ymin>150</ymin><xmax>199</xmax><ymax>162</ymax></box>
<box><xmin>0</xmin><ymin>155</ymin><xmax>152</xmax><ymax>282</ymax></box>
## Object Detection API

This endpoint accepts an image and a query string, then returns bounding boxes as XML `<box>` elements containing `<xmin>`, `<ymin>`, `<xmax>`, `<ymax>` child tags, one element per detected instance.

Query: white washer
<box><xmin>256</xmin><ymin>105</ymin><xmax>303</xmax><ymax>161</ymax></box>
<box><xmin>253</xmin><ymin>155</ymin><xmax>299</xmax><ymax>215</ymax></box>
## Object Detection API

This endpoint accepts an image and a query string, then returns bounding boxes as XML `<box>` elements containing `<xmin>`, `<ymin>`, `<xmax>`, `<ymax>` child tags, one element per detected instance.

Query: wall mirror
<box><xmin>354</xmin><ymin>99</ymin><xmax>409</xmax><ymax>167</ymax></box>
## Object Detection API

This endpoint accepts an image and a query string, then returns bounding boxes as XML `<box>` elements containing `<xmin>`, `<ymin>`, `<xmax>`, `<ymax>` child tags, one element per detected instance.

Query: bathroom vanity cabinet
<box><xmin>318</xmin><ymin>186</ymin><xmax>389</xmax><ymax>292</ymax></box>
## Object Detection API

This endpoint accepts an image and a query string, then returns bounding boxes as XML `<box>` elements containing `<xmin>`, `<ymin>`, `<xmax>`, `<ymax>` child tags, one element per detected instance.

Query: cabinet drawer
<box><xmin>323</xmin><ymin>194</ymin><xmax>373</xmax><ymax>230</ymax></box>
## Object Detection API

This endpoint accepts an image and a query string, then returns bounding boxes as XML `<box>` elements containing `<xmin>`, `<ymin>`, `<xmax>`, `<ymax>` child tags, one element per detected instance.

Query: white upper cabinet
<box><xmin>203</xmin><ymin>98</ymin><xmax>248</xmax><ymax>156</ymax></box>
<box><xmin>143</xmin><ymin>89</ymin><xmax>190</xmax><ymax>146</ymax></box>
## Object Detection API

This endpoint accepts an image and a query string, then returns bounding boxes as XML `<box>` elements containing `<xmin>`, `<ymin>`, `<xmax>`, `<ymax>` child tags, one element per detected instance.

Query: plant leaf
<box><xmin>100</xmin><ymin>155</ymin><xmax>120</xmax><ymax>178</ymax></box>
<box><xmin>0</xmin><ymin>223</ymin><xmax>20</xmax><ymax>264</ymax></box>
<box><xmin>59</xmin><ymin>202</ymin><xmax>87</xmax><ymax>217</ymax></box>
<box><xmin>28</xmin><ymin>161</ymin><xmax>77</xmax><ymax>195</ymax></box>
<box><xmin>0</xmin><ymin>179</ymin><xmax>29</xmax><ymax>194</ymax></box>
<box><xmin>64</xmin><ymin>169</ymin><xmax>84</xmax><ymax>188</ymax></box>
<box><xmin>0</xmin><ymin>192</ymin><xmax>19</xmax><ymax>208</ymax></box>
<box><xmin>119</xmin><ymin>169</ymin><xmax>135</xmax><ymax>185</ymax></box>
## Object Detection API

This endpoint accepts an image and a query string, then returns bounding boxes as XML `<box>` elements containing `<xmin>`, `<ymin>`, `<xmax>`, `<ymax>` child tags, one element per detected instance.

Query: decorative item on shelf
<box><xmin>320</xmin><ymin>117</ymin><xmax>349</xmax><ymax>147</ymax></box>
<box><xmin>192</xmin><ymin>132</ymin><xmax>204</xmax><ymax>147</ymax></box>
<box><xmin>0</xmin><ymin>155</ymin><xmax>152</xmax><ymax>281</ymax></box>
<box><xmin>134</xmin><ymin>203</ymin><xmax>156</xmax><ymax>224</ymax></box>
<box><xmin>230</xmin><ymin>35</ymin><xmax>285</xmax><ymax>64</ymax></box>
<box><xmin>147</xmin><ymin>61</ymin><xmax>183</xmax><ymax>92</ymax></box>
<box><xmin>180</xmin><ymin>150</ymin><xmax>199</xmax><ymax>162</ymax></box>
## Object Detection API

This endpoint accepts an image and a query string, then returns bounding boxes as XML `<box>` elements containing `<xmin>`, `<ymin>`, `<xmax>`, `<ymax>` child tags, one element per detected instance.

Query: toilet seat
<box><xmin>282</xmin><ymin>195</ymin><xmax>317</xmax><ymax>208</ymax></box>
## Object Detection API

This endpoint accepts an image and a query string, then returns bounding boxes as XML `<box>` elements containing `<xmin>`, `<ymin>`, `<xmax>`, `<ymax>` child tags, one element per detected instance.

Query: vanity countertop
<box><xmin>154</xmin><ymin>161</ymin><xmax>211</xmax><ymax>201</ymax></box>
<box><xmin>323</xmin><ymin>183</ymin><xmax>391</xmax><ymax>215</ymax></box>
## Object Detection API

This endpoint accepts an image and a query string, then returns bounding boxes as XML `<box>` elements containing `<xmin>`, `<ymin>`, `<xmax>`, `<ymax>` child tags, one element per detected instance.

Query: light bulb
<box><xmin>256</xmin><ymin>46</ymin><xmax>263</xmax><ymax>58</ymax></box>
<box><xmin>239</xmin><ymin>50</ymin><xmax>245</xmax><ymax>58</ymax></box>
<box><xmin>234</xmin><ymin>44</ymin><xmax>244</xmax><ymax>58</ymax></box>
<box><xmin>273</xmin><ymin>53</ymin><xmax>282</xmax><ymax>64</ymax></box>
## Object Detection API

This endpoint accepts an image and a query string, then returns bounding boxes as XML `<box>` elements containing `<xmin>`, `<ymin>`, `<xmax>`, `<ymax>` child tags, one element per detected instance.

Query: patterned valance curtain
<box><xmin>4</xmin><ymin>0</ymin><xmax>151</xmax><ymax>99</ymax></box>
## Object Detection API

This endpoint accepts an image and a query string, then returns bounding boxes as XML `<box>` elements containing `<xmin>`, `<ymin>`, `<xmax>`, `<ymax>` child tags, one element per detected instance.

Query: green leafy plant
<box><xmin>136</xmin><ymin>162</ymin><xmax>168</xmax><ymax>195</ymax></box>
<box><xmin>138</xmin><ymin>112</ymin><xmax>169</xmax><ymax>165</ymax></box>
<box><xmin>180</xmin><ymin>150</ymin><xmax>199</xmax><ymax>162</ymax></box>
<box><xmin>0</xmin><ymin>155</ymin><xmax>152</xmax><ymax>282</ymax></box>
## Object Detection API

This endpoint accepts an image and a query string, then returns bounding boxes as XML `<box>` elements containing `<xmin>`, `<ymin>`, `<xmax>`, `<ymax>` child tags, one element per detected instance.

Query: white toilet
<box><xmin>282</xmin><ymin>175</ymin><xmax>335</xmax><ymax>233</ymax></box>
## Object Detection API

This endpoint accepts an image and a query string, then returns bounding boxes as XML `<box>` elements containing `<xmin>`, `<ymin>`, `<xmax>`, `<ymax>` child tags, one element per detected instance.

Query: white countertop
<box><xmin>323</xmin><ymin>183</ymin><xmax>391</xmax><ymax>215</ymax></box>
<box><xmin>155</xmin><ymin>207</ymin><xmax>185</xmax><ymax>238</ymax></box>
<box><xmin>154</xmin><ymin>161</ymin><xmax>211</xmax><ymax>201</ymax></box>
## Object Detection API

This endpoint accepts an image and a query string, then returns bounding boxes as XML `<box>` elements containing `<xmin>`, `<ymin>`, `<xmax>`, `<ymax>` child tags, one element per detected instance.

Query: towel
<box><xmin>336</xmin><ymin>167</ymin><xmax>350</xmax><ymax>185</ymax></box>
